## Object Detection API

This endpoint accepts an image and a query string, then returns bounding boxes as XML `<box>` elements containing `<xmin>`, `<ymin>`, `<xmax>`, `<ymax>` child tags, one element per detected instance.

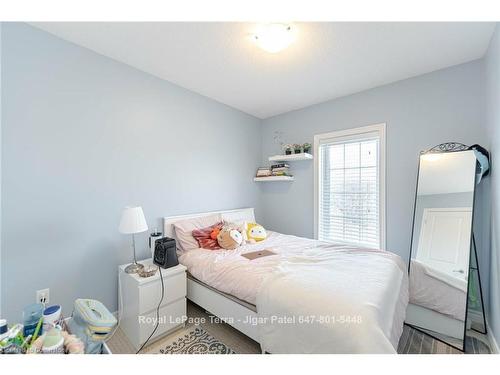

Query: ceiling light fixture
<box><xmin>252</xmin><ymin>23</ymin><xmax>296</xmax><ymax>53</ymax></box>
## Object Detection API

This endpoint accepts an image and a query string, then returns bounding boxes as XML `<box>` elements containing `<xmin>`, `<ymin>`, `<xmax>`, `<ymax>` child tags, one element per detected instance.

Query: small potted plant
<box><xmin>283</xmin><ymin>144</ymin><xmax>293</xmax><ymax>155</ymax></box>
<box><xmin>293</xmin><ymin>144</ymin><xmax>302</xmax><ymax>154</ymax></box>
<box><xmin>303</xmin><ymin>142</ymin><xmax>311</xmax><ymax>154</ymax></box>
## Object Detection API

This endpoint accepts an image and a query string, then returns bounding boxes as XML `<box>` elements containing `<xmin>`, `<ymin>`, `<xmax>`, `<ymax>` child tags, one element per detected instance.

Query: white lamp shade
<box><xmin>119</xmin><ymin>206</ymin><xmax>148</xmax><ymax>234</ymax></box>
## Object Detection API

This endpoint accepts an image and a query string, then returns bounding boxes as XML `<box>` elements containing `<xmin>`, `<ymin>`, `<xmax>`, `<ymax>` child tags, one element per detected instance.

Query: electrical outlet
<box><xmin>36</xmin><ymin>288</ymin><xmax>50</xmax><ymax>305</ymax></box>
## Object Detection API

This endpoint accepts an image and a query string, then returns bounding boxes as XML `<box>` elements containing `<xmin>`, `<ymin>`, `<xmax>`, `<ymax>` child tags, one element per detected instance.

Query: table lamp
<box><xmin>119</xmin><ymin>206</ymin><xmax>148</xmax><ymax>274</ymax></box>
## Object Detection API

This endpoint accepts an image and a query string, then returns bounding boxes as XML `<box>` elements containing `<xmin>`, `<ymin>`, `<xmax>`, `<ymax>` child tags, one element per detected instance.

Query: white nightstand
<box><xmin>118</xmin><ymin>259</ymin><xmax>187</xmax><ymax>350</ymax></box>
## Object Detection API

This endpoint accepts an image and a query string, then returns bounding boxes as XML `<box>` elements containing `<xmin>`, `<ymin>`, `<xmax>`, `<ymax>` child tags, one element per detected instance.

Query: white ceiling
<box><xmin>30</xmin><ymin>22</ymin><xmax>495</xmax><ymax>119</ymax></box>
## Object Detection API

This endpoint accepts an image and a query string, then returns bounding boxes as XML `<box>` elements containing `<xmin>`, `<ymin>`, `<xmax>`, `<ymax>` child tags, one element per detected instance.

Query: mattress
<box><xmin>179</xmin><ymin>231</ymin><xmax>408</xmax><ymax>349</ymax></box>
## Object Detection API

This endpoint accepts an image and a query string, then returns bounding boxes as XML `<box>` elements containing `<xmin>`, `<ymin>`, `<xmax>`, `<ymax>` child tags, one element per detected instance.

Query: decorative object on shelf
<box><xmin>283</xmin><ymin>144</ymin><xmax>293</xmax><ymax>155</ymax></box>
<box><xmin>256</xmin><ymin>166</ymin><xmax>272</xmax><ymax>177</ymax></box>
<box><xmin>119</xmin><ymin>206</ymin><xmax>148</xmax><ymax>274</ymax></box>
<box><xmin>255</xmin><ymin>163</ymin><xmax>292</xmax><ymax>180</ymax></box>
<box><xmin>302</xmin><ymin>142</ymin><xmax>311</xmax><ymax>154</ymax></box>
<box><xmin>257</xmin><ymin>147</ymin><xmax>313</xmax><ymax>182</ymax></box>
<box><xmin>270</xmin><ymin>162</ymin><xmax>291</xmax><ymax>177</ymax></box>
<box><xmin>273</xmin><ymin>130</ymin><xmax>284</xmax><ymax>150</ymax></box>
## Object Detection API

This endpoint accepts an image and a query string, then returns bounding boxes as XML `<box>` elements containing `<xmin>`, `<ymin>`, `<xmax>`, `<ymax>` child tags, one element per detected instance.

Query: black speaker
<box><xmin>153</xmin><ymin>237</ymin><xmax>179</xmax><ymax>269</ymax></box>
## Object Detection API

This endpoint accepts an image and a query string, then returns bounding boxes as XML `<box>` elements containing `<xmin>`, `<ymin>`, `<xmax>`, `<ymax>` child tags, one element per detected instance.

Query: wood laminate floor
<box><xmin>107</xmin><ymin>301</ymin><xmax>492</xmax><ymax>354</ymax></box>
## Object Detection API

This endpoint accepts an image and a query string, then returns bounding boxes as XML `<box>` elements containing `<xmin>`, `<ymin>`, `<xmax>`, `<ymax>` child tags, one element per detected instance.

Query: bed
<box><xmin>164</xmin><ymin>208</ymin><xmax>409</xmax><ymax>353</ymax></box>
<box><xmin>406</xmin><ymin>259</ymin><xmax>467</xmax><ymax>339</ymax></box>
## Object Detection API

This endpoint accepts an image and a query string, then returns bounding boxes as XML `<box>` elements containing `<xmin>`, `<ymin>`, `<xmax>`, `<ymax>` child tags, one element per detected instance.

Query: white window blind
<box><xmin>318</xmin><ymin>132</ymin><xmax>381</xmax><ymax>248</ymax></box>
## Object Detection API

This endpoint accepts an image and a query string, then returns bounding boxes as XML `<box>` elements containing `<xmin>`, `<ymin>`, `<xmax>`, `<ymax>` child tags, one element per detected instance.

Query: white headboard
<box><xmin>163</xmin><ymin>207</ymin><xmax>255</xmax><ymax>239</ymax></box>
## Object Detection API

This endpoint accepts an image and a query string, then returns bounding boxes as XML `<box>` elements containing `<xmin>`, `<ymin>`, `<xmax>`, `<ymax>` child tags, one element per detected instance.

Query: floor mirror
<box><xmin>406</xmin><ymin>142</ymin><xmax>489</xmax><ymax>352</ymax></box>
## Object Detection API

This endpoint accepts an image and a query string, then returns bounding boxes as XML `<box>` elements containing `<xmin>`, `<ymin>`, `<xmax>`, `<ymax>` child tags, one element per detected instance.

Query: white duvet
<box><xmin>409</xmin><ymin>259</ymin><xmax>466</xmax><ymax>321</ymax></box>
<box><xmin>179</xmin><ymin>232</ymin><xmax>408</xmax><ymax>353</ymax></box>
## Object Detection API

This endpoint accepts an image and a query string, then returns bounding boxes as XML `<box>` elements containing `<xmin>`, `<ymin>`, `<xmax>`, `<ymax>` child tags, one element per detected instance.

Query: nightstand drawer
<box><xmin>138</xmin><ymin>271</ymin><xmax>186</xmax><ymax>314</ymax></box>
<box><xmin>139</xmin><ymin>298</ymin><xmax>186</xmax><ymax>344</ymax></box>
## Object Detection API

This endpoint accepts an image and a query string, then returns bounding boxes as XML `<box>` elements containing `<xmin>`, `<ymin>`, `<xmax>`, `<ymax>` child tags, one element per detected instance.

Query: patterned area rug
<box><xmin>157</xmin><ymin>326</ymin><xmax>236</xmax><ymax>354</ymax></box>
<box><xmin>155</xmin><ymin>325</ymin><xmax>490</xmax><ymax>354</ymax></box>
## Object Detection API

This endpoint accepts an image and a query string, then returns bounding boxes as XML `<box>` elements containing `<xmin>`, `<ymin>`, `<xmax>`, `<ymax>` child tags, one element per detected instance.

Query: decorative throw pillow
<box><xmin>245</xmin><ymin>222</ymin><xmax>267</xmax><ymax>242</ymax></box>
<box><xmin>217</xmin><ymin>226</ymin><xmax>244</xmax><ymax>250</ymax></box>
<box><xmin>192</xmin><ymin>222</ymin><xmax>223</xmax><ymax>250</ymax></box>
<box><xmin>173</xmin><ymin>214</ymin><xmax>222</xmax><ymax>251</ymax></box>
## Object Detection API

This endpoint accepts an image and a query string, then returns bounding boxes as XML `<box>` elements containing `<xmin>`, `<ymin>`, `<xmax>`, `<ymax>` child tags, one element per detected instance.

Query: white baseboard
<box><xmin>486</xmin><ymin>320</ymin><xmax>500</xmax><ymax>354</ymax></box>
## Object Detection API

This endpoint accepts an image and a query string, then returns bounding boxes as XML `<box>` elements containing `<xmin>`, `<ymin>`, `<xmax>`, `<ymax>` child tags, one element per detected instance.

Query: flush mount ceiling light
<box><xmin>252</xmin><ymin>23</ymin><xmax>296</xmax><ymax>53</ymax></box>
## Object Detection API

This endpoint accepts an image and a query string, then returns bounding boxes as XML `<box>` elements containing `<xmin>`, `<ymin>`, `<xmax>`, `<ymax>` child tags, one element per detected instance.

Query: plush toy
<box><xmin>217</xmin><ymin>226</ymin><xmax>243</xmax><ymax>250</ymax></box>
<box><xmin>210</xmin><ymin>227</ymin><xmax>221</xmax><ymax>240</ymax></box>
<box><xmin>245</xmin><ymin>222</ymin><xmax>267</xmax><ymax>242</ymax></box>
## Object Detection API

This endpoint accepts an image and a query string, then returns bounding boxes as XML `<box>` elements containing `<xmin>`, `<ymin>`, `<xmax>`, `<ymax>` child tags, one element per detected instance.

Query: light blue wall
<box><xmin>484</xmin><ymin>23</ymin><xmax>500</xmax><ymax>349</ymax></box>
<box><xmin>260</xmin><ymin>61</ymin><xmax>488</xmax><ymax>265</ymax></box>
<box><xmin>0</xmin><ymin>23</ymin><xmax>262</xmax><ymax>321</ymax></box>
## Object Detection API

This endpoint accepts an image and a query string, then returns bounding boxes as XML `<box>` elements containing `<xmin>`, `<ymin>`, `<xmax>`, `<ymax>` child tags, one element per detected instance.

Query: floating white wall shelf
<box><xmin>268</xmin><ymin>153</ymin><xmax>313</xmax><ymax>162</ymax></box>
<box><xmin>253</xmin><ymin>176</ymin><xmax>294</xmax><ymax>182</ymax></box>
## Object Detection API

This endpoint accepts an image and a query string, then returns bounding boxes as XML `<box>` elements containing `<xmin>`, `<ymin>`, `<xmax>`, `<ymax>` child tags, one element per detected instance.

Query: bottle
<box><xmin>0</xmin><ymin>319</ymin><xmax>8</xmax><ymax>341</ymax></box>
<box><xmin>22</xmin><ymin>303</ymin><xmax>44</xmax><ymax>337</ymax></box>
<box><xmin>149</xmin><ymin>228</ymin><xmax>163</xmax><ymax>257</ymax></box>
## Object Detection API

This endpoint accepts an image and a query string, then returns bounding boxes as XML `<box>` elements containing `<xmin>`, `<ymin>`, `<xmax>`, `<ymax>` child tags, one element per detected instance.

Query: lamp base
<box><xmin>125</xmin><ymin>262</ymin><xmax>145</xmax><ymax>274</ymax></box>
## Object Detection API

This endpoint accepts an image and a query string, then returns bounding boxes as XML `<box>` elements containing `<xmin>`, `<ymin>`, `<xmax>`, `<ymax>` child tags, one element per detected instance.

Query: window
<box><xmin>314</xmin><ymin>124</ymin><xmax>385</xmax><ymax>249</ymax></box>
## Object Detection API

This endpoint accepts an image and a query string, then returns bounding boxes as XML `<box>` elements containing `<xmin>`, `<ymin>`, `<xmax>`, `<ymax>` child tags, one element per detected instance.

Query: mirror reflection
<box><xmin>407</xmin><ymin>150</ymin><xmax>477</xmax><ymax>350</ymax></box>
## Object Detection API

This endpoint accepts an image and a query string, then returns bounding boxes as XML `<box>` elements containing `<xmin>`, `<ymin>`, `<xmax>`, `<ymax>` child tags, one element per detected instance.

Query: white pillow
<box><xmin>173</xmin><ymin>213</ymin><xmax>222</xmax><ymax>251</ymax></box>
<box><xmin>221</xmin><ymin>210</ymin><xmax>255</xmax><ymax>223</ymax></box>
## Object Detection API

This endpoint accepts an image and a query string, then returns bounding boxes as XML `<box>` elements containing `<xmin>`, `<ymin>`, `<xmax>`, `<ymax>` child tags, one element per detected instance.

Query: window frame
<box><xmin>313</xmin><ymin>123</ymin><xmax>386</xmax><ymax>249</ymax></box>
